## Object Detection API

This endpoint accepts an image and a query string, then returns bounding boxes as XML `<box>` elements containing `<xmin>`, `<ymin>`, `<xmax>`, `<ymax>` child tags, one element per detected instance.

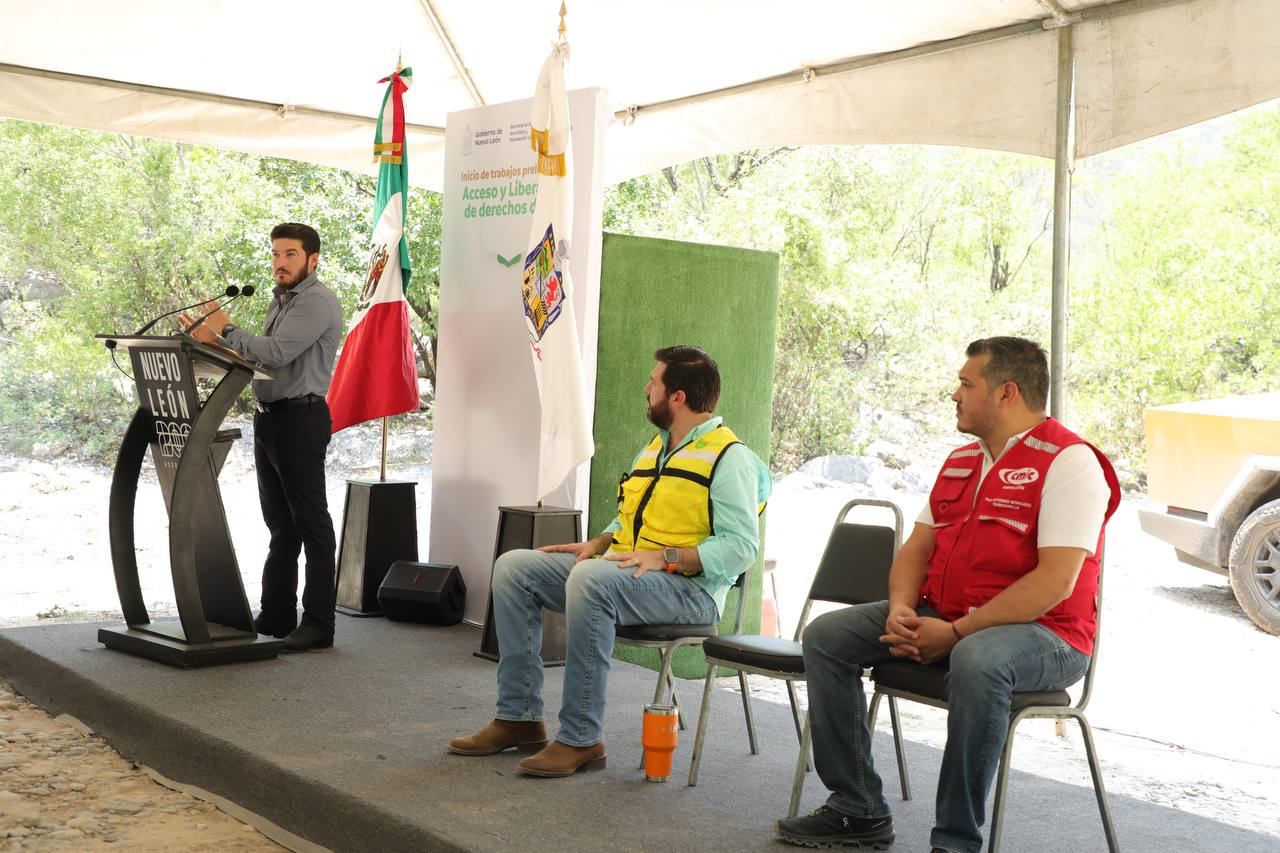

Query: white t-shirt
<box><xmin>917</xmin><ymin>429</ymin><xmax>1110</xmax><ymax>555</ymax></box>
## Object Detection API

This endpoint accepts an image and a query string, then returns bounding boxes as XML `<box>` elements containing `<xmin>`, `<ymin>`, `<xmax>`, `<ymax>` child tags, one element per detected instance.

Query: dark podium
<box><xmin>96</xmin><ymin>334</ymin><xmax>284</xmax><ymax>666</ymax></box>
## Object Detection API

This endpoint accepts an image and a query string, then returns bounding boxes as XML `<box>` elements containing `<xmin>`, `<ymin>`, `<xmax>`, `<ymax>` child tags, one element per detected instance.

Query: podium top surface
<box><xmin>97</xmin><ymin>334</ymin><xmax>276</xmax><ymax>380</ymax></box>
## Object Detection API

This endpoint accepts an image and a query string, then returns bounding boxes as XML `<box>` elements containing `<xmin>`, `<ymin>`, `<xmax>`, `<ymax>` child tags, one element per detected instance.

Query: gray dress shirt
<box><xmin>219</xmin><ymin>274</ymin><xmax>343</xmax><ymax>403</ymax></box>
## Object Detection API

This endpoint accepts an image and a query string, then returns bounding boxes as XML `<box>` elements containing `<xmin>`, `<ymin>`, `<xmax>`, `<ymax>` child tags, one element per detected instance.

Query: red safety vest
<box><xmin>920</xmin><ymin>418</ymin><xmax>1120</xmax><ymax>655</ymax></box>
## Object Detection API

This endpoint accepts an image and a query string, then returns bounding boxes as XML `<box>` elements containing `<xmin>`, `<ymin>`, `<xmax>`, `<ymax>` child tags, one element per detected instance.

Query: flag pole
<box><xmin>380</xmin><ymin>416</ymin><xmax>388</xmax><ymax>481</ymax></box>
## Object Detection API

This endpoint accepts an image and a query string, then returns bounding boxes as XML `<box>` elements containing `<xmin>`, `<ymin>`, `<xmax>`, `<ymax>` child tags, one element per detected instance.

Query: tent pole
<box><xmin>1049</xmin><ymin>24</ymin><xmax>1074</xmax><ymax>421</ymax></box>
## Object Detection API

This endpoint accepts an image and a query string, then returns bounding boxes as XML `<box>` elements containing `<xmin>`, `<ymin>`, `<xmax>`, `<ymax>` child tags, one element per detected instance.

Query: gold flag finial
<box><xmin>558</xmin><ymin>2</ymin><xmax>567</xmax><ymax>40</ymax></box>
<box><xmin>396</xmin><ymin>47</ymin><xmax>404</xmax><ymax>74</ymax></box>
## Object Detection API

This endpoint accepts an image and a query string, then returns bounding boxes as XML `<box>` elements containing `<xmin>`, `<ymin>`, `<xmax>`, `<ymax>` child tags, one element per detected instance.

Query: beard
<box><xmin>647</xmin><ymin>397</ymin><xmax>673</xmax><ymax>430</ymax></box>
<box><xmin>276</xmin><ymin>264</ymin><xmax>309</xmax><ymax>288</ymax></box>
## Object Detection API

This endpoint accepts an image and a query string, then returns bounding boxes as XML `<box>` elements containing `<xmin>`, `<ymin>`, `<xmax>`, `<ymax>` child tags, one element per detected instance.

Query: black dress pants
<box><xmin>253</xmin><ymin>400</ymin><xmax>336</xmax><ymax>632</ymax></box>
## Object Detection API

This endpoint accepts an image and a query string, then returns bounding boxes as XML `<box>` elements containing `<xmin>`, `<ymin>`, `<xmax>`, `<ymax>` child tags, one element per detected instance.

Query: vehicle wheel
<box><xmin>1227</xmin><ymin>500</ymin><xmax>1280</xmax><ymax>636</ymax></box>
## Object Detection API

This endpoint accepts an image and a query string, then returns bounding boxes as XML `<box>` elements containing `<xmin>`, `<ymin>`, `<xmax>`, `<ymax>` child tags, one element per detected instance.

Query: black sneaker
<box><xmin>775</xmin><ymin>805</ymin><xmax>894</xmax><ymax>849</ymax></box>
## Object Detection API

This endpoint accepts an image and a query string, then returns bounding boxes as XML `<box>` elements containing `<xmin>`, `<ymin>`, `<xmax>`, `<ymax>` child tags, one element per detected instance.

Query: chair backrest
<box><xmin>794</xmin><ymin>498</ymin><xmax>904</xmax><ymax>642</ymax></box>
<box><xmin>1073</xmin><ymin>544</ymin><xmax>1106</xmax><ymax>711</ymax></box>
<box><xmin>726</xmin><ymin>565</ymin><xmax>750</xmax><ymax>634</ymax></box>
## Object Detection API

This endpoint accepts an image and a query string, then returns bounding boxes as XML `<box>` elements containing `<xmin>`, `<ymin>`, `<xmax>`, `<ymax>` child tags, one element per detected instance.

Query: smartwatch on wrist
<box><xmin>219</xmin><ymin>322</ymin><xmax>236</xmax><ymax>338</ymax></box>
<box><xmin>663</xmin><ymin>548</ymin><xmax>679</xmax><ymax>573</ymax></box>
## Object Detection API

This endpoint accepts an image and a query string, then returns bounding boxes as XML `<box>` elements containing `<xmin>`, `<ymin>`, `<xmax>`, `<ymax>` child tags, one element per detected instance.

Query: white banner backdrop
<box><xmin>430</xmin><ymin>87</ymin><xmax>607</xmax><ymax>625</ymax></box>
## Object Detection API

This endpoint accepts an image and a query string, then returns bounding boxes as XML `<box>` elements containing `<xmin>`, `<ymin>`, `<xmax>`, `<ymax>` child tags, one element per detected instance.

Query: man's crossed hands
<box><xmin>879</xmin><ymin>604</ymin><xmax>960</xmax><ymax>665</ymax></box>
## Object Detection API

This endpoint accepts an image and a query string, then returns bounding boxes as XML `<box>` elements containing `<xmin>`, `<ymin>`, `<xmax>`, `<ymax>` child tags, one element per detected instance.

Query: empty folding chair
<box><xmin>687</xmin><ymin>499</ymin><xmax>906</xmax><ymax>817</ymax></box>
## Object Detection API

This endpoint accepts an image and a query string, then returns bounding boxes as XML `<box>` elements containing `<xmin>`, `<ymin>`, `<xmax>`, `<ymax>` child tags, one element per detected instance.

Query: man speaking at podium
<box><xmin>179</xmin><ymin>223</ymin><xmax>343</xmax><ymax>652</ymax></box>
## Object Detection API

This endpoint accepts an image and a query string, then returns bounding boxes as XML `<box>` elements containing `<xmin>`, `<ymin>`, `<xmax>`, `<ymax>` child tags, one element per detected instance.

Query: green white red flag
<box><xmin>327</xmin><ymin>66</ymin><xmax>419</xmax><ymax>433</ymax></box>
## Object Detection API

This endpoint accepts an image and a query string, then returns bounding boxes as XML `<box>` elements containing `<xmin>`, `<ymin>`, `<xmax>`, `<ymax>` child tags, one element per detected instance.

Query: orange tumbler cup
<box><xmin>642</xmin><ymin>703</ymin><xmax>679</xmax><ymax>782</ymax></box>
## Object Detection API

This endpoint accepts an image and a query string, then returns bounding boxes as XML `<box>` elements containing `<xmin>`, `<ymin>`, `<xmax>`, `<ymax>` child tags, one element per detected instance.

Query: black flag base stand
<box><xmin>475</xmin><ymin>505</ymin><xmax>580</xmax><ymax>666</ymax></box>
<box><xmin>99</xmin><ymin>621</ymin><xmax>282</xmax><ymax>668</ymax></box>
<box><xmin>335</xmin><ymin>479</ymin><xmax>419</xmax><ymax>617</ymax></box>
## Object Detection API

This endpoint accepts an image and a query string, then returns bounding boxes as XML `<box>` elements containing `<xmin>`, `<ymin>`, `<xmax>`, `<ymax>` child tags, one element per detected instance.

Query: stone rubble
<box><xmin>0</xmin><ymin>679</ymin><xmax>283</xmax><ymax>852</ymax></box>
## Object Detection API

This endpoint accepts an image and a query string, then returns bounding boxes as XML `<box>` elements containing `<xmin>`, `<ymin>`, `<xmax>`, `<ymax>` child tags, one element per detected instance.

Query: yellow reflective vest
<box><xmin>609</xmin><ymin>425</ymin><xmax>765</xmax><ymax>553</ymax></box>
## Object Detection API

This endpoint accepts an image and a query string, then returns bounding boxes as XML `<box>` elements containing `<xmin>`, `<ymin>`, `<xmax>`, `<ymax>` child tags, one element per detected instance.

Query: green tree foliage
<box><xmin>1070</xmin><ymin>106</ymin><xmax>1280</xmax><ymax>467</ymax></box>
<box><xmin>4</xmin><ymin>101</ymin><xmax>1279</xmax><ymax>473</ymax></box>
<box><xmin>607</xmin><ymin>146</ymin><xmax>1059</xmax><ymax>470</ymax></box>
<box><xmin>0</xmin><ymin>120</ymin><xmax>441</xmax><ymax>459</ymax></box>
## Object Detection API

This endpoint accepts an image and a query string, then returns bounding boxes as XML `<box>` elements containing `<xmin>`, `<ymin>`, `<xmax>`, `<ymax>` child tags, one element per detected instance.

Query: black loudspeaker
<box><xmin>377</xmin><ymin>561</ymin><xmax>466</xmax><ymax>626</ymax></box>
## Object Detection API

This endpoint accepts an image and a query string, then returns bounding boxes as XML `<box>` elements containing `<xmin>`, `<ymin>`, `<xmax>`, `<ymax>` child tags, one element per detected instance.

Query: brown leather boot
<box><xmin>516</xmin><ymin>740</ymin><xmax>607</xmax><ymax>777</ymax></box>
<box><xmin>447</xmin><ymin>719</ymin><xmax>548</xmax><ymax>756</ymax></box>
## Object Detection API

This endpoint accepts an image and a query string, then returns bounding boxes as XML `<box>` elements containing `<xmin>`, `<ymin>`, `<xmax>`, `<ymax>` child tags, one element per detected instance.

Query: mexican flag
<box><xmin>327</xmin><ymin>66</ymin><xmax>419</xmax><ymax>434</ymax></box>
<box><xmin>521</xmin><ymin>41</ymin><xmax>594</xmax><ymax>500</ymax></box>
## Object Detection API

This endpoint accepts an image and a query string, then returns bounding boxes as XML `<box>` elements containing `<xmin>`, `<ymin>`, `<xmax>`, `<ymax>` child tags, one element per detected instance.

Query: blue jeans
<box><xmin>490</xmin><ymin>549</ymin><xmax>718</xmax><ymax>747</ymax></box>
<box><xmin>802</xmin><ymin>601</ymin><xmax>1090</xmax><ymax>853</ymax></box>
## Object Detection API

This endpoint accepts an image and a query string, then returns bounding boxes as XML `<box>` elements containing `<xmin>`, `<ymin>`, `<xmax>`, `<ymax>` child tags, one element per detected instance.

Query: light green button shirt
<box><xmin>602</xmin><ymin>416</ymin><xmax>771</xmax><ymax>616</ymax></box>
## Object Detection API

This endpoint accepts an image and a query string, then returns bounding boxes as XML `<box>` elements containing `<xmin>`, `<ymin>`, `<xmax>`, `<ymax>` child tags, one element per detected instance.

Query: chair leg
<box><xmin>987</xmin><ymin>716</ymin><xmax>1022</xmax><ymax>853</ymax></box>
<box><xmin>652</xmin><ymin>648</ymin><xmax>672</xmax><ymax>705</ymax></box>
<box><xmin>641</xmin><ymin>648</ymin><xmax>676</xmax><ymax>769</ymax></box>
<box><xmin>668</xmin><ymin>673</ymin><xmax>687</xmax><ymax>731</ymax></box>
<box><xmin>1076</xmin><ymin>715</ymin><xmax>1121</xmax><ymax>853</ymax></box>
<box><xmin>738</xmin><ymin>670</ymin><xmax>759</xmax><ymax>755</ymax></box>
<box><xmin>687</xmin><ymin>666</ymin><xmax>718</xmax><ymax>786</ymax></box>
<box><xmin>784</xmin><ymin>680</ymin><xmax>811</xmax><ymax>772</ymax></box>
<box><xmin>769</xmin><ymin>571</ymin><xmax>783</xmax><ymax>638</ymax></box>
<box><xmin>887</xmin><ymin>696</ymin><xmax>911</xmax><ymax>801</ymax></box>
<box><xmin>788</xmin><ymin>708</ymin><xmax>813</xmax><ymax>818</ymax></box>
<box><xmin>867</xmin><ymin>688</ymin><xmax>883</xmax><ymax>732</ymax></box>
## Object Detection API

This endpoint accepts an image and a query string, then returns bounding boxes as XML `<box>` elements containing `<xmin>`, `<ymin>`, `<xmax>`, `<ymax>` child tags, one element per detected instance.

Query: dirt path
<box><xmin>0</xmin><ymin>679</ymin><xmax>283</xmax><ymax>851</ymax></box>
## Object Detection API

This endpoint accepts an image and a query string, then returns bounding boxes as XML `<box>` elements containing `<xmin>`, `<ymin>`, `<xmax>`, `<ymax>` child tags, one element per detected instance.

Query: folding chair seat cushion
<box><xmin>702</xmin><ymin>636</ymin><xmax>805</xmax><ymax>674</ymax></box>
<box><xmin>872</xmin><ymin>660</ymin><xmax>1071</xmax><ymax>711</ymax></box>
<box><xmin>615</xmin><ymin>622</ymin><xmax>719</xmax><ymax>642</ymax></box>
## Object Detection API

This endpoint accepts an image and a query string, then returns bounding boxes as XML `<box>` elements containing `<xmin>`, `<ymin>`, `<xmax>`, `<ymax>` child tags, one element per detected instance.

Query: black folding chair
<box><xmin>867</xmin><ymin>551</ymin><xmax>1119</xmax><ymax>852</ymax></box>
<box><xmin>686</xmin><ymin>499</ymin><xmax>906</xmax><ymax>817</ymax></box>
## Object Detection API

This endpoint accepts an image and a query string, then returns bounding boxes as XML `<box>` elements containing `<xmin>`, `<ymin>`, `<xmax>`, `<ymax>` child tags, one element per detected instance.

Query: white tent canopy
<box><xmin>3</xmin><ymin>0</ymin><xmax>1279</xmax><ymax>190</ymax></box>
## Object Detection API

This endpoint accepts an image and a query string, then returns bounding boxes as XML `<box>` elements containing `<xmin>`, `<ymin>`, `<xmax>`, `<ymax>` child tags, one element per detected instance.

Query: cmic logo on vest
<box><xmin>999</xmin><ymin>467</ymin><xmax>1040</xmax><ymax>486</ymax></box>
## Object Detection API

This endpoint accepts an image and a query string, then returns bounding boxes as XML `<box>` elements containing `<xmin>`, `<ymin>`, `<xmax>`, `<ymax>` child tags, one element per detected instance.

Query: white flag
<box><xmin>521</xmin><ymin>40</ymin><xmax>594</xmax><ymax>501</ymax></box>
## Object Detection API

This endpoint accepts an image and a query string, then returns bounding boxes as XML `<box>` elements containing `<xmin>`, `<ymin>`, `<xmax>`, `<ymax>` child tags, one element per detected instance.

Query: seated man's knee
<box><xmin>945</xmin><ymin>638</ymin><xmax>1007</xmax><ymax>695</ymax></box>
<box><xmin>803</xmin><ymin>605</ymin><xmax>881</xmax><ymax>661</ymax></box>
<box><xmin>492</xmin><ymin>549</ymin><xmax>536</xmax><ymax>593</ymax></box>
<box><xmin>564</xmin><ymin>559</ymin><xmax>614</xmax><ymax>603</ymax></box>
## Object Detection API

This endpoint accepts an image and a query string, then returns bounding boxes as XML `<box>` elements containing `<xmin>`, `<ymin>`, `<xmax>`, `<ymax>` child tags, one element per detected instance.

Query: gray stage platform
<box><xmin>0</xmin><ymin>618</ymin><xmax>1271</xmax><ymax>852</ymax></box>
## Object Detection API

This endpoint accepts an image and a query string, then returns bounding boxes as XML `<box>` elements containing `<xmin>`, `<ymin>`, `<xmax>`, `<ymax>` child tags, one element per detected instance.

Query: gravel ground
<box><xmin>0</xmin><ymin>679</ymin><xmax>282</xmax><ymax>851</ymax></box>
<box><xmin>1</xmin><ymin>430</ymin><xmax>1278</xmax><ymax>847</ymax></box>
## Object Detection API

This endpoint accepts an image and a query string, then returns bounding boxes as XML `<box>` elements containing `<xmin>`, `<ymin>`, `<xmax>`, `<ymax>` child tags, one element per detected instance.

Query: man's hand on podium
<box><xmin>178</xmin><ymin>303</ymin><xmax>230</xmax><ymax>345</ymax></box>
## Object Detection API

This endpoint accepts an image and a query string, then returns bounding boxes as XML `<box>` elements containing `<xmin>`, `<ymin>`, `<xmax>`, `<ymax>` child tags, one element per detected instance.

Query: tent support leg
<box><xmin>1050</xmin><ymin>23</ymin><xmax>1074</xmax><ymax>421</ymax></box>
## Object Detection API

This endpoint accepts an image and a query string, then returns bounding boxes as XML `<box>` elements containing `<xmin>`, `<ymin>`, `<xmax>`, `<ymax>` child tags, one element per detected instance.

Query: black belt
<box><xmin>256</xmin><ymin>394</ymin><xmax>325</xmax><ymax>413</ymax></box>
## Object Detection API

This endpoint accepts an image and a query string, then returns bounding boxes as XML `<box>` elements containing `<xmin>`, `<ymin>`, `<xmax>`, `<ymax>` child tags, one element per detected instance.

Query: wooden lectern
<box><xmin>95</xmin><ymin>333</ymin><xmax>284</xmax><ymax>666</ymax></box>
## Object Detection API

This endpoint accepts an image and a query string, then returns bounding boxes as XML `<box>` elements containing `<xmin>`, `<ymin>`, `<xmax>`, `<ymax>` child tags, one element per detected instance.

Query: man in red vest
<box><xmin>776</xmin><ymin>337</ymin><xmax>1120</xmax><ymax>853</ymax></box>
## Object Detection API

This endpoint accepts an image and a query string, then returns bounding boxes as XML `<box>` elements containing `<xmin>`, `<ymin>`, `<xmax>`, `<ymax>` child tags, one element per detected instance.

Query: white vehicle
<box><xmin>1137</xmin><ymin>393</ymin><xmax>1280</xmax><ymax>635</ymax></box>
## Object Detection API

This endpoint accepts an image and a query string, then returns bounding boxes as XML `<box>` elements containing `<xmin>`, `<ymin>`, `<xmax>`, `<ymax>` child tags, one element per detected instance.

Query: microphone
<box><xmin>134</xmin><ymin>286</ymin><xmax>239</xmax><ymax>336</ymax></box>
<box><xmin>183</xmin><ymin>285</ymin><xmax>257</xmax><ymax>338</ymax></box>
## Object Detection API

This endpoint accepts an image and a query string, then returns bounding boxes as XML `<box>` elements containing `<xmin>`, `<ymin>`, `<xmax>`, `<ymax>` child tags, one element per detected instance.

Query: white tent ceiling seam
<box><xmin>1</xmin><ymin>0</ymin><xmax>1278</xmax><ymax>189</ymax></box>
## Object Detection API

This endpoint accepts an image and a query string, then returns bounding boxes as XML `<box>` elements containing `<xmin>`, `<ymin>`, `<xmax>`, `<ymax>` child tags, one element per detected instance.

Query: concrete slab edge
<box><xmin>0</xmin><ymin>632</ymin><xmax>468</xmax><ymax>852</ymax></box>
